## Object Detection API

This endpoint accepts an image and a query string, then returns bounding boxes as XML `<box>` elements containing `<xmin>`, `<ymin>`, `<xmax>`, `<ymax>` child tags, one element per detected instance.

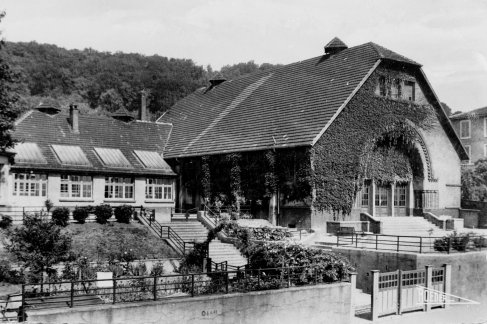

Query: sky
<box><xmin>1</xmin><ymin>0</ymin><xmax>486</xmax><ymax>112</ymax></box>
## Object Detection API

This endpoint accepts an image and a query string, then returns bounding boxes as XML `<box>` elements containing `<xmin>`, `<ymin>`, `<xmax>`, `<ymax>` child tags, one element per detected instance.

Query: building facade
<box><xmin>158</xmin><ymin>38</ymin><xmax>468</xmax><ymax>228</ymax></box>
<box><xmin>1</xmin><ymin>103</ymin><xmax>176</xmax><ymax>220</ymax></box>
<box><xmin>450</xmin><ymin>107</ymin><xmax>487</xmax><ymax>164</ymax></box>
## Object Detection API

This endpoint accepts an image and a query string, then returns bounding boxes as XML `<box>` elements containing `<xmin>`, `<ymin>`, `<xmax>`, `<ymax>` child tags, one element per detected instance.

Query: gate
<box><xmin>371</xmin><ymin>264</ymin><xmax>451</xmax><ymax>321</ymax></box>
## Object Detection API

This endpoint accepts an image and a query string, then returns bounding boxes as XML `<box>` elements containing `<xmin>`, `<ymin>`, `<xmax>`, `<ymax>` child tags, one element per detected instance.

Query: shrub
<box><xmin>114</xmin><ymin>205</ymin><xmax>133</xmax><ymax>223</ymax></box>
<box><xmin>433</xmin><ymin>237</ymin><xmax>450</xmax><ymax>252</ymax></box>
<box><xmin>51</xmin><ymin>207</ymin><xmax>70</xmax><ymax>227</ymax></box>
<box><xmin>0</xmin><ymin>215</ymin><xmax>12</xmax><ymax>229</ymax></box>
<box><xmin>72</xmin><ymin>206</ymin><xmax>90</xmax><ymax>224</ymax></box>
<box><xmin>0</xmin><ymin>260</ymin><xmax>24</xmax><ymax>284</ymax></box>
<box><xmin>150</xmin><ymin>261</ymin><xmax>165</xmax><ymax>276</ymax></box>
<box><xmin>94</xmin><ymin>204</ymin><xmax>112</xmax><ymax>224</ymax></box>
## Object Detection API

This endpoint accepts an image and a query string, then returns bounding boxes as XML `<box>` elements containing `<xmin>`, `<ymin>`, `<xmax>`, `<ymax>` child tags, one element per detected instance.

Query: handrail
<box><xmin>137</xmin><ymin>207</ymin><xmax>191</xmax><ymax>256</ymax></box>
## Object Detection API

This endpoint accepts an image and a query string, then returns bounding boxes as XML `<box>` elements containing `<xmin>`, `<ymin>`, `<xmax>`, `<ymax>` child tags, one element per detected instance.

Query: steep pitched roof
<box><xmin>450</xmin><ymin>106</ymin><xmax>487</xmax><ymax>120</ymax></box>
<box><xmin>12</xmin><ymin>110</ymin><xmax>175</xmax><ymax>176</ymax></box>
<box><xmin>158</xmin><ymin>42</ymin><xmax>420</xmax><ymax>158</ymax></box>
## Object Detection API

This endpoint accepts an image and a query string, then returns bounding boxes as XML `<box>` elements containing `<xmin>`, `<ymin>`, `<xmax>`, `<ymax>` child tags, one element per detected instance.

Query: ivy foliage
<box><xmin>312</xmin><ymin>69</ymin><xmax>436</xmax><ymax>215</ymax></box>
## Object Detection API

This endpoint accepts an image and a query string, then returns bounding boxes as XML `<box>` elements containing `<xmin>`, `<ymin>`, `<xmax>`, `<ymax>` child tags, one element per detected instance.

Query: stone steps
<box><xmin>208</xmin><ymin>238</ymin><xmax>247</xmax><ymax>269</ymax></box>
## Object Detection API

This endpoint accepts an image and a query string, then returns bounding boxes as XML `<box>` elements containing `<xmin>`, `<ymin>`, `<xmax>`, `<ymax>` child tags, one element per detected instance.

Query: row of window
<box><xmin>13</xmin><ymin>173</ymin><xmax>173</xmax><ymax>201</ymax></box>
<box><xmin>358</xmin><ymin>183</ymin><xmax>407</xmax><ymax>207</ymax></box>
<box><xmin>458</xmin><ymin>118</ymin><xmax>487</xmax><ymax>140</ymax></box>
<box><xmin>377</xmin><ymin>77</ymin><xmax>416</xmax><ymax>101</ymax></box>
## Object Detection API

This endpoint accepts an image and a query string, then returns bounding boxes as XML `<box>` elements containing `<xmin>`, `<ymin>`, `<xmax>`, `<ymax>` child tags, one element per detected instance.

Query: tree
<box><xmin>6</xmin><ymin>214</ymin><xmax>73</xmax><ymax>281</ymax></box>
<box><xmin>441</xmin><ymin>102</ymin><xmax>453</xmax><ymax>116</ymax></box>
<box><xmin>0</xmin><ymin>11</ymin><xmax>21</xmax><ymax>150</ymax></box>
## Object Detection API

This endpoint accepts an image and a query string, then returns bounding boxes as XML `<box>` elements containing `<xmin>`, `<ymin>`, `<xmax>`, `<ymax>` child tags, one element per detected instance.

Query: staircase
<box><xmin>378</xmin><ymin>216</ymin><xmax>450</xmax><ymax>236</ymax></box>
<box><xmin>158</xmin><ymin>221</ymin><xmax>209</xmax><ymax>243</ymax></box>
<box><xmin>208</xmin><ymin>238</ymin><xmax>247</xmax><ymax>269</ymax></box>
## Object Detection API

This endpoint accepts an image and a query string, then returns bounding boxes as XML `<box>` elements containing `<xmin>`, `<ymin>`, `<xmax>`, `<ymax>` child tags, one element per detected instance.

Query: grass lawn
<box><xmin>62</xmin><ymin>222</ymin><xmax>179</xmax><ymax>261</ymax></box>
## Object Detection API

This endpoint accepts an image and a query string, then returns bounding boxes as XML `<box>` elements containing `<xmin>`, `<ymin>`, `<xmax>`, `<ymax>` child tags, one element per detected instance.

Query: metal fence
<box><xmin>336</xmin><ymin>233</ymin><xmax>487</xmax><ymax>253</ymax></box>
<box><xmin>20</xmin><ymin>265</ymin><xmax>349</xmax><ymax>311</ymax></box>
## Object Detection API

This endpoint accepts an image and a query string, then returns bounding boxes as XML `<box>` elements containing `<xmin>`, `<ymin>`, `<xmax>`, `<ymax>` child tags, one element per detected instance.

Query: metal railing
<box><xmin>170</xmin><ymin>207</ymin><xmax>199</xmax><ymax>221</ymax></box>
<box><xmin>136</xmin><ymin>208</ymin><xmax>194</xmax><ymax>256</ymax></box>
<box><xmin>20</xmin><ymin>265</ymin><xmax>350</xmax><ymax>311</ymax></box>
<box><xmin>336</xmin><ymin>233</ymin><xmax>487</xmax><ymax>254</ymax></box>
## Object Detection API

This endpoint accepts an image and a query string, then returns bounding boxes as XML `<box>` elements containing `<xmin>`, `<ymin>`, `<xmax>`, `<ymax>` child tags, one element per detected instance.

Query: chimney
<box><xmin>324</xmin><ymin>37</ymin><xmax>348</xmax><ymax>55</ymax></box>
<box><xmin>139</xmin><ymin>90</ymin><xmax>148</xmax><ymax>121</ymax></box>
<box><xmin>69</xmin><ymin>104</ymin><xmax>79</xmax><ymax>133</ymax></box>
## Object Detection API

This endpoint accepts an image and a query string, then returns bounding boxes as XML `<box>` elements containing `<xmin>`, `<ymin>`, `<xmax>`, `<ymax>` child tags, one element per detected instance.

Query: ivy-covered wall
<box><xmin>311</xmin><ymin>64</ymin><xmax>437</xmax><ymax>225</ymax></box>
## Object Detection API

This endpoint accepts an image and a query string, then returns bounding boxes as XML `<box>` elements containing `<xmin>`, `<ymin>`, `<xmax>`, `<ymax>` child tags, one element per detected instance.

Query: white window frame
<box><xmin>484</xmin><ymin>118</ymin><xmax>487</xmax><ymax>138</ymax></box>
<box><xmin>60</xmin><ymin>175</ymin><xmax>92</xmax><ymax>199</ymax></box>
<box><xmin>145</xmin><ymin>178</ymin><xmax>173</xmax><ymax>201</ymax></box>
<box><xmin>13</xmin><ymin>173</ymin><xmax>47</xmax><ymax>197</ymax></box>
<box><xmin>104</xmin><ymin>177</ymin><xmax>134</xmax><ymax>200</ymax></box>
<box><xmin>460</xmin><ymin>120</ymin><xmax>471</xmax><ymax>139</ymax></box>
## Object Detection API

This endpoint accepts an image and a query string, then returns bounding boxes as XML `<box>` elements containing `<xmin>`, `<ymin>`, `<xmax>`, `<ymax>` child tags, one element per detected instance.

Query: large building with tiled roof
<box><xmin>450</xmin><ymin>106</ymin><xmax>487</xmax><ymax>164</ymax></box>
<box><xmin>0</xmin><ymin>102</ymin><xmax>176</xmax><ymax>217</ymax></box>
<box><xmin>158</xmin><ymin>38</ymin><xmax>468</xmax><ymax>228</ymax></box>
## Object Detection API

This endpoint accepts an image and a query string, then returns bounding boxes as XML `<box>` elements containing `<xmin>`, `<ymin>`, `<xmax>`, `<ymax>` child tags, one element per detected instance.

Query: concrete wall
<box><xmin>463</xmin><ymin>200</ymin><xmax>487</xmax><ymax>228</ymax></box>
<box><xmin>334</xmin><ymin>246</ymin><xmax>487</xmax><ymax>303</ymax></box>
<box><xmin>28</xmin><ymin>283</ymin><xmax>352</xmax><ymax>324</ymax></box>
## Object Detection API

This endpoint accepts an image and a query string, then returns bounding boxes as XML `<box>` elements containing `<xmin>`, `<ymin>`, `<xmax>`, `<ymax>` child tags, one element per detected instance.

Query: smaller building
<box><xmin>0</xmin><ymin>102</ymin><xmax>176</xmax><ymax>220</ymax></box>
<box><xmin>450</xmin><ymin>107</ymin><xmax>487</xmax><ymax>164</ymax></box>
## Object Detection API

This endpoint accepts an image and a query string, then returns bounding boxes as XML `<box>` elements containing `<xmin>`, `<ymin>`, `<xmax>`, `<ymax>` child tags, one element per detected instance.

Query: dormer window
<box><xmin>379</xmin><ymin>77</ymin><xmax>387</xmax><ymax>97</ymax></box>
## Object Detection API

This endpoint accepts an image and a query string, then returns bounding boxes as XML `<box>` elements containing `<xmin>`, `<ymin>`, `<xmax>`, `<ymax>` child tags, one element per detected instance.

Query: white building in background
<box><xmin>0</xmin><ymin>102</ymin><xmax>176</xmax><ymax>220</ymax></box>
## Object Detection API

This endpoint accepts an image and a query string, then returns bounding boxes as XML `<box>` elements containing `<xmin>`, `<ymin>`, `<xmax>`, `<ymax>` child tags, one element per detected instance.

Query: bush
<box><xmin>0</xmin><ymin>215</ymin><xmax>12</xmax><ymax>229</ymax></box>
<box><xmin>433</xmin><ymin>237</ymin><xmax>450</xmax><ymax>252</ymax></box>
<box><xmin>114</xmin><ymin>205</ymin><xmax>133</xmax><ymax>223</ymax></box>
<box><xmin>0</xmin><ymin>260</ymin><xmax>24</xmax><ymax>284</ymax></box>
<box><xmin>51</xmin><ymin>207</ymin><xmax>70</xmax><ymax>227</ymax></box>
<box><xmin>72</xmin><ymin>207</ymin><xmax>90</xmax><ymax>224</ymax></box>
<box><xmin>94</xmin><ymin>204</ymin><xmax>112</xmax><ymax>224</ymax></box>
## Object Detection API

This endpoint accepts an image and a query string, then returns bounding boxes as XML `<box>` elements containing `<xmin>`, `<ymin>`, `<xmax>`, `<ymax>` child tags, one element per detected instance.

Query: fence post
<box><xmin>424</xmin><ymin>265</ymin><xmax>433</xmax><ymax>312</ymax></box>
<box><xmin>371</xmin><ymin>270</ymin><xmax>380</xmax><ymax>322</ymax></box>
<box><xmin>153</xmin><ymin>275</ymin><xmax>158</xmax><ymax>301</ymax></box>
<box><xmin>397</xmin><ymin>236</ymin><xmax>400</xmax><ymax>252</ymax></box>
<box><xmin>447</xmin><ymin>237</ymin><xmax>451</xmax><ymax>254</ymax></box>
<box><xmin>336</xmin><ymin>235</ymin><xmax>339</xmax><ymax>247</ymax></box>
<box><xmin>420</xmin><ymin>237</ymin><xmax>423</xmax><ymax>254</ymax></box>
<box><xmin>191</xmin><ymin>274</ymin><xmax>195</xmax><ymax>297</ymax></box>
<box><xmin>21</xmin><ymin>284</ymin><xmax>25</xmax><ymax>310</ymax></box>
<box><xmin>258</xmin><ymin>269</ymin><xmax>261</xmax><ymax>290</ymax></box>
<box><xmin>375</xmin><ymin>235</ymin><xmax>378</xmax><ymax>250</ymax></box>
<box><xmin>397</xmin><ymin>270</ymin><xmax>402</xmax><ymax>315</ymax></box>
<box><xmin>225</xmin><ymin>271</ymin><xmax>229</xmax><ymax>294</ymax></box>
<box><xmin>70</xmin><ymin>281</ymin><xmax>74</xmax><ymax>308</ymax></box>
<box><xmin>112</xmin><ymin>278</ymin><xmax>117</xmax><ymax>304</ymax></box>
<box><xmin>355</xmin><ymin>233</ymin><xmax>358</xmax><ymax>248</ymax></box>
<box><xmin>443</xmin><ymin>264</ymin><xmax>451</xmax><ymax>309</ymax></box>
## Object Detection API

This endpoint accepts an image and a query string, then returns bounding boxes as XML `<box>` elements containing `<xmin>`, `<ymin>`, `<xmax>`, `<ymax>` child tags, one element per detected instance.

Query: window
<box><xmin>61</xmin><ymin>175</ymin><xmax>92</xmax><ymax>198</ymax></box>
<box><xmin>361</xmin><ymin>183</ymin><xmax>370</xmax><ymax>207</ymax></box>
<box><xmin>403</xmin><ymin>81</ymin><xmax>415</xmax><ymax>101</ymax></box>
<box><xmin>13</xmin><ymin>173</ymin><xmax>47</xmax><ymax>197</ymax></box>
<box><xmin>104</xmin><ymin>177</ymin><xmax>134</xmax><ymax>199</ymax></box>
<box><xmin>391</xmin><ymin>79</ymin><xmax>402</xmax><ymax>99</ymax></box>
<box><xmin>394</xmin><ymin>184</ymin><xmax>407</xmax><ymax>207</ymax></box>
<box><xmin>378</xmin><ymin>76</ymin><xmax>387</xmax><ymax>97</ymax></box>
<box><xmin>375</xmin><ymin>186</ymin><xmax>388</xmax><ymax>206</ymax></box>
<box><xmin>146</xmin><ymin>178</ymin><xmax>173</xmax><ymax>200</ymax></box>
<box><xmin>484</xmin><ymin>118</ymin><xmax>487</xmax><ymax>138</ymax></box>
<box><xmin>464</xmin><ymin>145</ymin><xmax>471</xmax><ymax>164</ymax></box>
<box><xmin>460</xmin><ymin>120</ymin><xmax>471</xmax><ymax>139</ymax></box>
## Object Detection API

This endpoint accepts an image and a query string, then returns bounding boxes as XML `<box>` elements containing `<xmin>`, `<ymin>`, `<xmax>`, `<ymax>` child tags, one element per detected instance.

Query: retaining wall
<box><xmin>28</xmin><ymin>283</ymin><xmax>352</xmax><ymax>324</ymax></box>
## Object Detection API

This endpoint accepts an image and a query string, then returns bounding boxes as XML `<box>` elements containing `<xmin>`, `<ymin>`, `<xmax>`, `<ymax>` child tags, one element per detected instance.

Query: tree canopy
<box><xmin>3</xmin><ymin>41</ymin><xmax>281</xmax><ymax>120</ymax></box>
<box><xmin>0</xmin><ymin>12</ymin><xmax>21</xmax><ymax>150</ymax></box>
